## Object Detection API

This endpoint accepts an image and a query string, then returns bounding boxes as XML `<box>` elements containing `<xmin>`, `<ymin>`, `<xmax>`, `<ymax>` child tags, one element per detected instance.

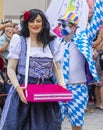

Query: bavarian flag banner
<box><xmin>46</xmin><ymin>0</ymin><xmax>89</xmax><ymax>37</ymax></box>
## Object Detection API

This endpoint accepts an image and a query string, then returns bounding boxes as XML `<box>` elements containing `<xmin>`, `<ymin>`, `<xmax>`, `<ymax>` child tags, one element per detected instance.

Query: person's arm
<box><xmin>0</xmin><ymin>22</ymin><xmax>13</xmax><ymax>31</ymax></box>
<box><xmin>7</xmin><ymin>59</ymin><xmax>19</xmax><ymax>88</ymax></box>
<box><xmin>0</xmin><ymin>27</ymin><xmax>14</xmax><ymax>53</ymax></box>
<box><xmin>7</xmin><ymin>59</ymin><xmax>27</xmax><ymax>104</ymax></box>
<box><xmin>0</xmin><ymin>24</ymin><xmax>6</xmax><ymax>31</ymax></box>
<box><xmin>0</xmin><ymin>41</ymin><xmax>10</xmax><ymax>53</ymax></box>
<box><xmin>52</xmin><ymin>61</ymin><xmax>66</xmax><ymax>89</ymax></box>
<box><xmin>101</xmin><ymin>41</ymin><xmax>103</xmax><ymax>50</ymax></box>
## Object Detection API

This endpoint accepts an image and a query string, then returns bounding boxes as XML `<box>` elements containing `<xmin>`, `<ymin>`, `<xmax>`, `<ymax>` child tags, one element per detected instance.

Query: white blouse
<box><xmin>8</xmin><ymin>34</ymin><xmax>64</xmax><ymax>62</ymax></box>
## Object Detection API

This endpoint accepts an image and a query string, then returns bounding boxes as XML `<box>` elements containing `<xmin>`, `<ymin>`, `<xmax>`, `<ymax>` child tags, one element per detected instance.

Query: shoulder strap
<box><xmin>25</xmin><ymin>38</ymin><xmax>30</xmax><ymax>89</ymax></box>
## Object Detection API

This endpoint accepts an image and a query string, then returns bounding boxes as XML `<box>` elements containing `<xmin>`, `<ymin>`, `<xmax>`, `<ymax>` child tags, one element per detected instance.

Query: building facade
<box><xmin>0</xmin><ymin>0</ymin><xmax>51</xmax><ymax>23</ymax></box>
<box><xmin>0</xmin><ymin>0</ymin><xmax>3</xmax><ymax>20</ymax></box>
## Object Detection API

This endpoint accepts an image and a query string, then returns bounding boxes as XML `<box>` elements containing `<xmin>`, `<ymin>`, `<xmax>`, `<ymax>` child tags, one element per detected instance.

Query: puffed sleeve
<box><xmin>8</xmin><ymin>34</ymin><xmax>21</xmax><ymax>59</ymax></box>
<box><xmin>49</xmin><ymin>37</ymin><xmax>65</xmax><ymax>62</ymax></box>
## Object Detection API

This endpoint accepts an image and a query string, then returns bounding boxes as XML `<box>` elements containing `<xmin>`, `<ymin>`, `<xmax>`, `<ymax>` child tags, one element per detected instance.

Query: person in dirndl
<box><xmin>0</xmin><ymin>9</ymin><xmax>66</xmax><ymax>130</ymax></box>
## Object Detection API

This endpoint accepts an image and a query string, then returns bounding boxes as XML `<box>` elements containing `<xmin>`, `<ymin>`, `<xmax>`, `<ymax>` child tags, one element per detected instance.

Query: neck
<box><xmin>29</xmin><ymin>35</ymin><xmax>43</xmax><ymax>47</ymax></box>
<box><xmin>64</xmin><ymin>32</ymin><xmax>74</xmax><ymax>43</ymax></box>
<box><xmin>30</xmin><ymin>34</ymin><xmax>37</xmax><ymax>41</ymax></box>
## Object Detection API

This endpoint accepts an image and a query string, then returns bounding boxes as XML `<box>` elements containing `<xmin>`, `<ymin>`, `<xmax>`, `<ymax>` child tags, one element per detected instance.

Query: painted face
<box><xmin>28</xmin><ymin>15</ymin><xmax>43</xmax><ymax>35</ymax></box>
<box><xmin>58</xmin><ymin>21</ymin><xmax>72</xmax><ymax>36</ymax></box>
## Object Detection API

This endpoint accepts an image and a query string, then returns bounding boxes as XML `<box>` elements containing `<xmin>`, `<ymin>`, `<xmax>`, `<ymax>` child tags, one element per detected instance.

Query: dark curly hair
<box><xmin>20</xmin><ymin>9</ymin><xmax>56</xmax><ymax>47</ymax></box>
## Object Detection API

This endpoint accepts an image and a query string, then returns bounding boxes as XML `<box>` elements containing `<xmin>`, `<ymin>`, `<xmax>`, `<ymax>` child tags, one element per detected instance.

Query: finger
<box><xmin>0</xmin><ymin>80</ymin><xmax>4</xmax><ymax>84</ymax></box>
<box><xmin>20</xmin><ymin>93</ymin><xmax>28</xmax><ymax>104</ymax></box>
<box><xmin>16</xmin><ymin>87</ymin><xmax>28</xmax><ymax>104</ymax></box>
<box><xmin>22</xmin><ymin>87</ymin><xmax>26</xmax><ymax>90</ymax></box>
<box><xmin>21</xmin><ymin>97</ymin><xmax>28</xmax><ymax>104</ymax></box>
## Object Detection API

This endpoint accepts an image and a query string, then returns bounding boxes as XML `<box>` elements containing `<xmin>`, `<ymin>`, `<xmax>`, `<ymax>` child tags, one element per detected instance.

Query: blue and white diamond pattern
<box><xmin>59</xmin><ymin>84</ymin><xmax>88</xmax><ymax>126</ymax></box>
<box><xmin>62</xmin><ymin>43</ymin><xmax>70</xmax><ymax>83</ymax></box>
<box><xmin>73</xmin><ymin>0</ymin><xmax>103</xmax><ymax>82</ymax></box>
<box><xmin>87</xmin><ymin>0</ymin><xmax>103</xmax><ymax>43</ymax></box>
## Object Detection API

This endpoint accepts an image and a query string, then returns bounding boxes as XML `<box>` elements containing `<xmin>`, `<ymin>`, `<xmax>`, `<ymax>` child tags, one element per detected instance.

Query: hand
<box><xmin>6</xmin><ymin>31</ymin><xmax>14</xmax><ymax>41</ymax></box>
<box><xmin>0</xmin><ymin>75</ymin><xmax>4</xmax><ymax>84</ymax></box>
<box><xmin>16</xmin><ymin>86</ymin><xmax>28</xmax><ymax>104</ymax></box>
<box><xmin>5</xmin><ymin>22</ymin><xmax>13</xmax><ymax>28</ymax></box>
<box><xmin>60</xmin><ymin>84</ymin><xmax>66</xmax><ymax>89</ymax></box>
<box><xmin>5</xmin><ymin>27</ymin><xmax>14</xmax><ymax>41</ymax></box>
<box><xmin>0</xmin><ymin>78</ymin><xmax>4</xmax><ymax>84</ymax></box>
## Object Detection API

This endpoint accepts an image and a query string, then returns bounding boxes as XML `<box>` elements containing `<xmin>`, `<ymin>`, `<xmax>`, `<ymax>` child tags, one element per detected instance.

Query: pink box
<box><xmin>21</xmin><ymin>84</ymin><xmax>72</xmax><ymax>102</ymax></box>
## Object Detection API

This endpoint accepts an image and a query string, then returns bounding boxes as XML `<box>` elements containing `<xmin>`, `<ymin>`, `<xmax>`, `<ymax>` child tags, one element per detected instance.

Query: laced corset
<box><xmin>28</xmin><ymin>57</ymin><xmax>53</xmax><ymax>79</ymax></box>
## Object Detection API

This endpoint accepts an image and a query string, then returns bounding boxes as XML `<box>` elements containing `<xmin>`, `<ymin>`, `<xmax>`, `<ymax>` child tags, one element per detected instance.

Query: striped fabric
<box><xmin>63</xmin><ymin>12</ymin><xmax>79</xmax><ymax>25</ymax></box>
<box><xmin>63</xmin><ymin>42</ymin><xmax>70</xmax><ymax>83</ymax></box>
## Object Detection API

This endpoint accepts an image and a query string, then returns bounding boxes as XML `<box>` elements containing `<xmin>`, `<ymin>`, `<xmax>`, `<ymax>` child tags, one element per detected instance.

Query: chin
<box><xmin>32</xmin><ymin>31</ymin><xmax>41</xmax><ymax>35</ymax></box>
<box><xmin>33</xmin><ymin>30</ymin><xmax>41</xmax><ymax>34</ymax></box>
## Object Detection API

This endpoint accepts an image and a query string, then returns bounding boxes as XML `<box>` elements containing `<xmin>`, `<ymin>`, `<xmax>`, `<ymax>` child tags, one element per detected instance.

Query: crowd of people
<box><xmin>92</xmin><ymin>28</ymin><xmax>103</xmax><ymax>110</ymax></box>
<box><xmin>0</xmin><ymin>19</ymin><xmax>21</xmax><ymax>112</ymax></box>
<box><xmin>0</xmin><ymin>0</ymin><xmax>103</xmax><ymax>130</ymax></box>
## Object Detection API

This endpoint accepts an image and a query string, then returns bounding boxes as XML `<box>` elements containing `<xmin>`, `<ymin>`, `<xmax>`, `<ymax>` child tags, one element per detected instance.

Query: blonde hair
<box><xmin>94</xmin><ymin>29</ymin><xmax>103</xmax><ymax>50</ymax></box>
<box><xmin>98</xmin><ymin>29</ymin><xmax>103</xmax><ymax>39</ymax></box>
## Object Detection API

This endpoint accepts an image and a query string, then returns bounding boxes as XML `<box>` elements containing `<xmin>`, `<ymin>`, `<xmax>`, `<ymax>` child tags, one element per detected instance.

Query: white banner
<box><xmin>46</xmin><ymin>0</ymin><xmax>70</xmax><ymax>30</ymax></box>
<box><xmin>75</xmin><ymin>0</ymin><xmax>89</xmax><ymax>32</ymax></box>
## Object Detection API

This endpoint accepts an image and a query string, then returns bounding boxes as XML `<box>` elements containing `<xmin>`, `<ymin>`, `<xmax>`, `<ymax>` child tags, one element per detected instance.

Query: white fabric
<box><xmin>46</xmin><ymin>0</ymin><xmax>70</xmax><ymax>30</ymax></box>
<box><xmin>75</xmin><ymin>0</ymin><xmax>89</xmax><ymax>33</ymax></box>
<box><xmin>7</xmin><ymin>34</ymin><xmax>21</xmax><ymax>59</ymax></box>
<box><xmin>69</xmin><ymin>42</ymin><xmax>87</xmax><ymax>83</ymax></box>
<box><xmin>8</xmin><ymin>34</ymin><xmax>64</xmax><ymax>62</ymax></box>
<box><xmin>29</xmin><ymin>46</ymin><xmax>53</xmax><ymax>58</ymax></box>
<box><xmin>46</xmin><ymin>0</ymin><xmax>89</xmax><ymax>35</ymax></box>
<box><xmin>23</xmin><ymin>37</ymin><xmax>30</xmax><ymax>98</ymax></box>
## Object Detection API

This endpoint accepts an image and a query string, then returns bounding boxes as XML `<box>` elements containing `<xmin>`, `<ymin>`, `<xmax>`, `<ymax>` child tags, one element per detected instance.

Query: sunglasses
<box><xmin>58</xmin><ymin>23</ymin><xmax>66</xmax><ymax>28</ymax></box>
<box><xmin>58</xmin><ymin>22</ymin><xmax>73</xmax><ymax>28</ymax></box>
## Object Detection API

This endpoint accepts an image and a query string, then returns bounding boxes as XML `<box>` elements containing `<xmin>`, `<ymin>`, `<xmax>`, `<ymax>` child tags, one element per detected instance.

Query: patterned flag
<box><xmin>73</xmin><ymin>0</ymin><xmax>103</xmax><ymax>82</ymax></box>
<box><xmin>87</xmin><ymin>0</ymin><xmax>103</xmax><ymax>43</ymax></box>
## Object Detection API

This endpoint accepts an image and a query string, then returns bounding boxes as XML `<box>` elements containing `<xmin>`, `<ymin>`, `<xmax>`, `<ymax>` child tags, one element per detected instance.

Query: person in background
<box><xmin>0</xmin><ymin>21</ymin><xmax>14</xmax><ymax>97</ymax></box>
<box><xmin>18</xmin><ymin>14</ymin><xmax>24</xmax><ymax>32</ymax></box>
<box><xmin>0</xmin><ymin>9</ymin><xmax>66</xmax><ymax>130</ymax></box>
<box><xmin>0</xmin><ymin>21</ymin><xmax>13</xmax><ymax>31</ymax></box>
<box><xmin>13</xmin><ymin>23</ymin><xmax>19</xmax><ymax>34</ymax></box>
<box><xmin>0</xmin><ymin>26</ymin><xmax>14</xmax><ymax>60</ymax></box>
<box><xmin>92</xmin><ymin>30</ymin><xmax>103</xmax><ymax>50</ymax></box>
<box><xmin>0</xmin><ymin>55</ymin><xmax>5</xmax><ymax>110</ymax></box>
<box><xmin>93</xmin><ymin>29</ymin><xmax>103</xmax><ymax>110</ymax></box>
